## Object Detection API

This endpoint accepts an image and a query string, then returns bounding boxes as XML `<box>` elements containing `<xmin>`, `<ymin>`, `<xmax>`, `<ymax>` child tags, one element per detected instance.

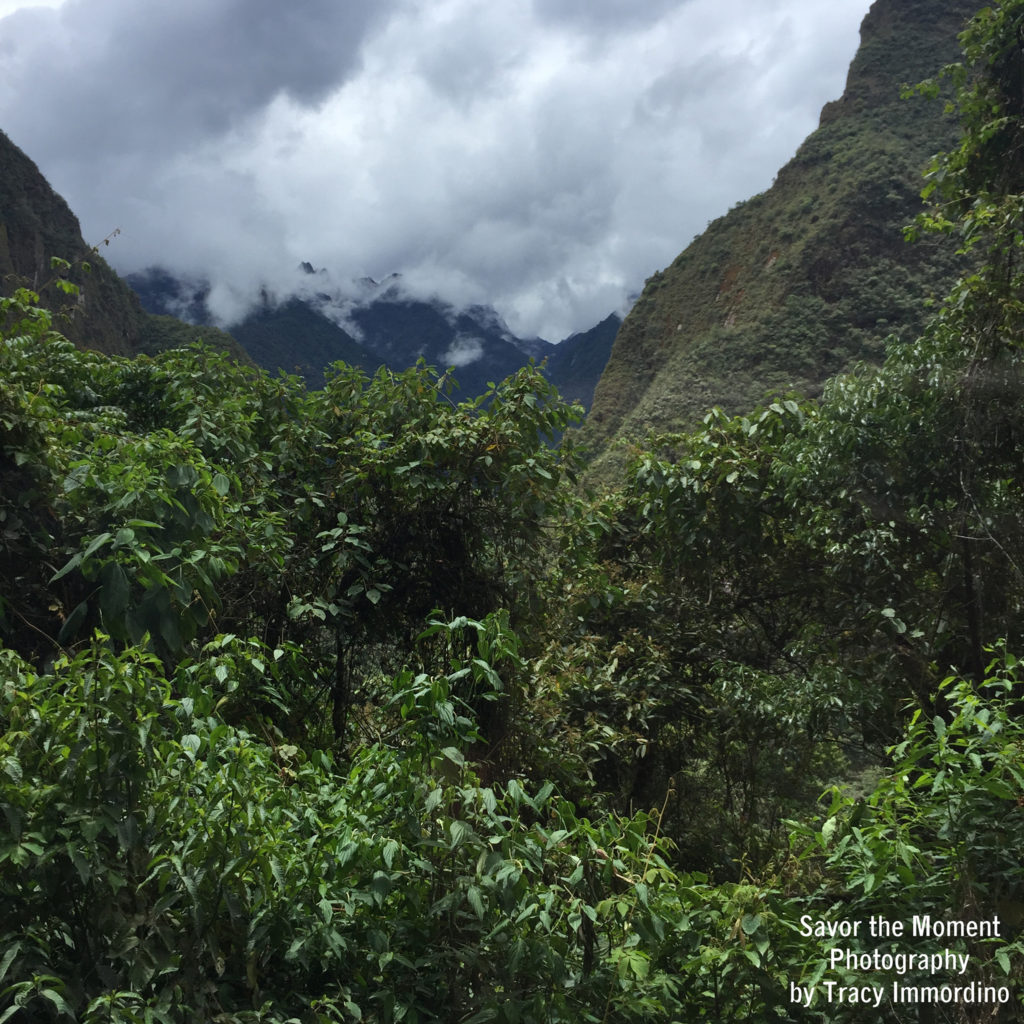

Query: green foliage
<box><xmin>0</xmin><ymin>318</ymin><xmax>581</xmax><ymax>741</ymax></box>
<box><xmin>907</xmin><ymin>1</ymin><xmax>1024</xmax><ymax>365</ymax></box>
<box><xmin>787</xmin><ymin>655</ymin><xmax>1024</xmax><ymax>1021</ymax></box>
<box><xmin>554</xmin><ymin>10</ymin><xmax>1024</xmax><ymax>849</ymax></box>
<box><xmin>546</xmin><ymin>400</ymin><xmax>856</xmax><ymax>872</ymax></box>
<box><xmin>0</xmin><ymin>632</ymin><xmax>695</xmax><ymax>1023</ymax></box>
<box><xmin>7</xmin><ymin>7</ymin><xmax>1024</xmax><ymax>1019</ymax></box>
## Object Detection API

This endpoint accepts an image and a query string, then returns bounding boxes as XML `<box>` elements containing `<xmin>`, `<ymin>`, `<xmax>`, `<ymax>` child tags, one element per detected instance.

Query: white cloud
<box><xmin>0</xmin><ymin>0</ymin><xmax>873</xmax><ymax>340</ymax></box>
<box><xmin>441</xmin><ymin>335</ymin><xmax>484</xmax><ymax>368</ymax></box>
<box><xmin>0</xmin><ymin>0</ymin><xmax>60</xmax><ymax>15</ymax></box>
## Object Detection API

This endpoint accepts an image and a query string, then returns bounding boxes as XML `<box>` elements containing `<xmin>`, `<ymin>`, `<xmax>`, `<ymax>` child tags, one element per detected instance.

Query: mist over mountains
<box><xmin>0</xmin><ymin>1</ymin><xmax>869</xmax><ymax>347</ymax></box>
<box><xmin>126</xmin><ymin>264</ymin><xmax>620</xmax><ymax>409</ymax></box>
<box><xmin>0</xmin><ymin>0</ymin><xmax>982</xmax><ymax>451</ymax></box>
<box><xmin>1</xmin><ymin>111</ymin><xmax>617</xmax><ymax>409</ymax></box>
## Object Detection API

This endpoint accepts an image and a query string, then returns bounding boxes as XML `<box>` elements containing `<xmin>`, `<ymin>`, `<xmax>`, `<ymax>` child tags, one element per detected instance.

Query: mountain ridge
<box><xmin>1</xmin><ymin>128</ymin><xmax>147</xmax><ymax>356</ymax></box>
<box><xmin>128</xmin><ymin>265</ymin><xmax>619</xmax><ymax>408</ymax></box>
<box><xmin>583</xmin><ymin>0</ymin><xmax>977</xmax><ymax>474</ymax></box>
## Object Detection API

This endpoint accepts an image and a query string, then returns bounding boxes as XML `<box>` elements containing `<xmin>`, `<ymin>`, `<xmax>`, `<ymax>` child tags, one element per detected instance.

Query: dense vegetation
<box><xmin>4</xmin><ymin>2</ymin><xmax>1024</xmax><ymax>1021</ymax></box>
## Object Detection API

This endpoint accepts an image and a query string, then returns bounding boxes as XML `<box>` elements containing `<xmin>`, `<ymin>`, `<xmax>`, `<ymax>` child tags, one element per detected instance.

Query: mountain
<box><xmin>233</xmin><ymin>298</ymin><xmax>379</xmax><ymax>380</ymax></box>
<box><xmin>584</xmin><ymin>0</ymin><xmax>977</xmax><ymax>473</ymax></box>
<box><xmin>2</xmin><ymin>107</ymin><xmax>615</xmax><ymax>402</ymax></box>
<box><xmin>1</xmin><ymin>129</ymin><xmax>148</xmax><ymax>356</ymax></box>
<box><xmin>128</xmin><ymin>267</ymin><xmax>378</xmax><ymax>378</ymax></box>
<box><xmin>546</xmin><ymin>313</ymin><xmax>623</xmax><ymax>411</ymax></box>
<box><xmin>0</xmin><ymin>129</ymin><xmax>245</xmax><ymax>361</ymax></box>
<box><xmin>127</xmin><ymin>266</ymin><xmax>619</xmax><ymax>408</ymax></box>
<box><xmin>341</xmin><ymin>278</ymin><xmax>543</xmax><ymax>399</ymax></box>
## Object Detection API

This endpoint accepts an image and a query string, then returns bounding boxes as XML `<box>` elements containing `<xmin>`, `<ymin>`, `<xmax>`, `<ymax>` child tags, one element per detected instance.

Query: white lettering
<box><xmin>799</xmin><ymin>915</ymin><xmax>861</xmax><ymax>938</ymax></box>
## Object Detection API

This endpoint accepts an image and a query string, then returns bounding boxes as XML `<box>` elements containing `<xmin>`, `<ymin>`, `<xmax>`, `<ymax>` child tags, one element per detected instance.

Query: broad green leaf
<box><xmin>99</xmin><ymin>561</ymin><xmax>131</xmax><ymax>623</ymax></box>
<box><xmin>82</xmin><ymin>531</ymin><xmax>113</xmax><ymax>561</ymax></box>
<box><xmin>57</xmin><ymin>599</ymin><xmax>89</xmax><ymax>644</ymax></box>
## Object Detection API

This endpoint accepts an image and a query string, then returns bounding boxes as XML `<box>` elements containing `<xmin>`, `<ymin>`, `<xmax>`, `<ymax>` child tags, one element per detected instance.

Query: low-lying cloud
<box><xmin>442</xmin><ymin>335</ymin><xmax>485</xmax><ymax>369</ymax></box>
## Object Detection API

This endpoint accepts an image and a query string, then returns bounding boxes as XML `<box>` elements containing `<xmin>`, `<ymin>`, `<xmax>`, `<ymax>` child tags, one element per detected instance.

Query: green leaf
<box><xmin>0</xmin><ymin>942</ymin><xmax>20</xmax><ymax>982</ymax></box>
<box><xmin>467</xmin><ymin>884</ymin><xmax>485</xmax><ymax>920</ymax></box>
<box><xmin>57</xmin><ymin>599</ymin><xmax>90</xmax><ymax>644</ymax></box>
<box><xmin>983</xmin><ymin>778</ymin><xmax>1014</xmax><ymax>800</ymax></box>
<box><xmin>39</xmin><ymin>989</ymin><xmax>72</xmax><ymax>1015</ymax></box>
<box><xmin>821</xmin><ymin>816</ymin><xmax>838</xmax><ymax>846</ymax></box>
<box><xmin>50</xmin><ymin>552</ymin><xmax>82</xmax><ymax>583</ymax></box>
<box><xmin>99</xmin><ymin>560</ymin><xmax>131</xmax><ymax>623</ymax></box>
<box><xmin>628</xmin><ymin>950</ymin><xmax>650</xmax><ymax>979</ymax></box>
<box><xmin>449</xmin><ymin>820</ymin><xmax>472</xmax><ymax>848</ymax></box>
<box><xmin>158</xmin><ymin>607</ymin><xmax>182</xmax><ymax>653</ymax></box>
<box><xmin>2</xmin><ymin>756</ymin><xmax>23</xmax><ymax>784</ymax></box>
<box><xmin>440</xmin><ymin>746</ymin><xmax>465</xmax><ymax>767</ymax></box>
<box><xmin>82</xmin><ymin>531</ymin><xmax>114</xmax><ymax>562</ymax></box>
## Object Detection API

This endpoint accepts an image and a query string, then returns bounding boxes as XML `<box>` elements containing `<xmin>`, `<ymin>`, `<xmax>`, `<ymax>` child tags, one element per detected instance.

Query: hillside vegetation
<box><xmin>3</xmin><ymin>1</ymin><xmax>1024</xmax><ymax>1022</ymax></box>
<box><xmin>584</xmin><ymin>0</ymin><xmax>976</xmax><ymax>477</ymax></box>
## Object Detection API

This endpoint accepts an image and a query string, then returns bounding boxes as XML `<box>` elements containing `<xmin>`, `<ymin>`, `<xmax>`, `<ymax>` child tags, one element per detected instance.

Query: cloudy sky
<box><xmin>0</xmin><ymin>0</ymin><xmax>871</xmax><ymax>339</ymax></box>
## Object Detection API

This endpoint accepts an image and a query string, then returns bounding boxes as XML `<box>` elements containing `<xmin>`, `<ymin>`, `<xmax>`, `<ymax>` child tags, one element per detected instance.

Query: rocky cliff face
<box><xmin>1</xmin><ymin>130</ymin><xmax>245</xmax><ymax>360</ymax></box>
<box><xmin>584</xmin><ymin>0</ymin><xmax>978</xmax><ymax>473</ymax></box>
<box><xmin>0</xmin><ymin>129</ymin><xmax>151</xmax><ymax>355</ymax></box>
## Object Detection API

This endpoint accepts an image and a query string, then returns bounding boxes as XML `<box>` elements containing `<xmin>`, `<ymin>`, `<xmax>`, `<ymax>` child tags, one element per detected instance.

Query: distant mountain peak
<box><xmin>126</xmin><ymin>263</ymin><xmax>619</xmax><ymax>407</ymax></box>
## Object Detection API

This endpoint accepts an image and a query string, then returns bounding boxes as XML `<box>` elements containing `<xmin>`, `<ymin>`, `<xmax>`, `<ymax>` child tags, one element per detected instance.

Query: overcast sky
<box><xmin>0</xmin><ymin>0</ymin><xmax>872</xmax><ymax>339</ymax></box>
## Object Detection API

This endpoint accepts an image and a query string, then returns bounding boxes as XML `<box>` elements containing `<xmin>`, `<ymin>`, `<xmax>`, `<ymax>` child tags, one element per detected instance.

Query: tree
<box><xmin>911</xmin><ymin>0</ymin><xmax>1024</xmax><ymax>350</ymax></box>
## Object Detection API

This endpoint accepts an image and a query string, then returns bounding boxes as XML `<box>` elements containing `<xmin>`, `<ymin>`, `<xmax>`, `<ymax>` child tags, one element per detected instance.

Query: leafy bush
<box><xmin>0</xmin><ymin>631</ymin><xmax>698</xmax><ymax>1023</ymax></box>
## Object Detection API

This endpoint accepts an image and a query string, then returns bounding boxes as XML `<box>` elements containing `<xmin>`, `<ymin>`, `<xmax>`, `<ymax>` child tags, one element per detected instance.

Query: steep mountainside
<box><xmin>546</xmin><ymin>314</ymin><xmax>623</xmax><ymax>410</ymax></box>
<box><xmin>584</xmin><ymin>0</ymin><xmax>977</xmax><ymax>469</ymax></box>
<box><xmin>0</xmin><ymin>130</ymin><xmax>245</xmax><ymax>360</ymax></box>
<box><xmin>0</xmin><ymin>130</ymin><xmax>148</xmax><ymax>356</ymax></box>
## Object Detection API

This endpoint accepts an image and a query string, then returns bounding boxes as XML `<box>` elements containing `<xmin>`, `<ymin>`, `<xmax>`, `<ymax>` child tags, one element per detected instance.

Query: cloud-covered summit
<box><xmin>0</xmin><ymin>0</ymin><xmax>871</xmax><ymax>339</ymax></box>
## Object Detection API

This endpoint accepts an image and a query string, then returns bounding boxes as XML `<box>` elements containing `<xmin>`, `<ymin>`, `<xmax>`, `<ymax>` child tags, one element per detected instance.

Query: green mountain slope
<box><xmin>584</xmin><ymin>0</ymin><xmax>977</xmax><ymax>472</ymax></box>
<box><xmin>0</xmin><ymin>129</ymin><xmax>245</xmax><ymax>360</ymax></box>
<box><xmin>231</xmin><ymin>297</ymin><xmax>378</xmax><ymax>382</ymax></box>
